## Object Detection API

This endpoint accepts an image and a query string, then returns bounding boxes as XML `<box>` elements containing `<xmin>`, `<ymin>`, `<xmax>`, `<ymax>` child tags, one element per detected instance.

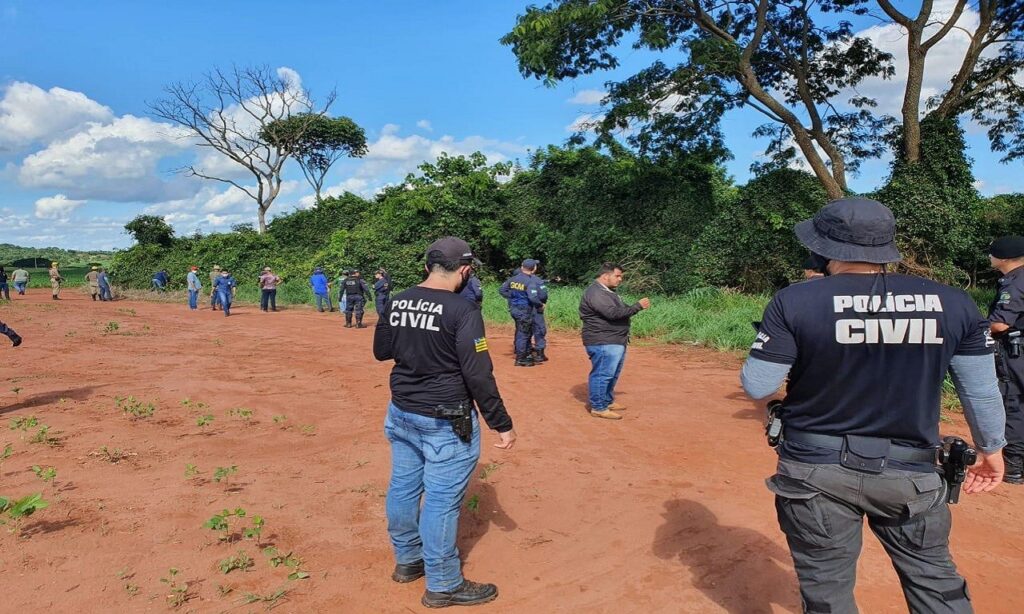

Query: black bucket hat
<box><xmin>794</xmin><ymin>197</ymin><xmax>902</xmax><ymax>264</ymax></box>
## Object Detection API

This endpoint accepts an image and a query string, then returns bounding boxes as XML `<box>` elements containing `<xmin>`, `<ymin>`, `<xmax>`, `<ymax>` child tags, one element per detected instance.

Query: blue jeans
<box><xmin>384</xmin><ymin>402</ymin><xmax>480</xmax><ymax>592</ymax></box>
<box><xmin>0</xmin><ymin>283</ymin><xmax>8</xmax><ymax>300</ymax></box>
<box><xmin>315</xmin><ymin>293</ymin><xmax>333</xmax><ymax>311</ymax></box>
<box><xmin>585</xmin><ymin>344</ymin><xmax>627</xmax><ymax>411</ymax></box>
<box><xmin>14</xmin><ymin>281</ymin><xmax>27</xmax><ymax>295</ymax></box>
<box><xmin>99</xmin><ymin>284</ymin><xmax>111</xmax><ymax>300</ymax></box>
<box><xmin>217</xmin><ymin>289</ymin><xmax>232</xmax><ymax>315</ymax></box>
<box><xmin>188</xmin><ymin>289</ymin><xmax>199</xmax><ymax>310</ymax></box>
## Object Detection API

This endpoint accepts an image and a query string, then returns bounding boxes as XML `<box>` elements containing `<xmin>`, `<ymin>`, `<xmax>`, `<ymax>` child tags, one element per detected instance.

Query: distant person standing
<box><xmin>48</xmin><ymin>262</ymin><xmax>63</xmax><ymax>300</ymax></box>
<box><xmin>578</xmin><ymin>263</ymin><xmax>651</xmax><ymax>419</ymax></box>
<box><xmin>259</xmin><ymin>266</ymin><xmax>281</xmax><ymax>312</ymax></box>
<box><xmin>374</xmin><ymin>268</ymin><xmax>392</xmax><ymax>318</ymax></box>
<box><xmin>459</xmin><ymin>273</ymin><xmax>483</xmax><ymax>306</ymax></box>
<box><xmin>0</xmin><ymin>267</ymin><xmax>9</xmax><ymax>301</ymax></box>
<box><xmin>84</xmin><ymin>266</ymin><xmax>100</xmax><ymax>301</ymax></box>
<box><xmin>0</xmin><ymin>319</ymin><xmax>22</xmax><ymax>347</ymax></box>
<box><xmin>530</xmin><ymin>264</ymin><xmax>550</xmax><ymax>363</ymax></box>
<box><xmin>186</xmin><ymin>266</ymin><xmax>202</xmax><ymax>311</ymax></box>
<box><xmin>11</xmin><ymin>267</ymin><xmax>29</xmax><ymax>295</ymax></box>
<box><xmin>97</xmin><ymin>267</ymin><xmax>112</xmax><ymax>301</ymax></box>
<box><xmin>499</xmin><ymin>259</ymin><xmax>545</xmax><ymax>366</ymax></box>
<box><xmin>342</xmin><ymin>268</ymin><xmax>371</xmax><ymax>328</ymax></box>
<box><xmin>309</xmin><ymin>267</ymin><xmax>333</xmax><ymax>312</ymax></box>
<box><xmin>213</xmin><ymin>268</ymin><xmax>237</xmax><ymax>317</ymax></box>
<box><xmin>209</xmin><ymin>265</ymin><xmax>222</xmax><ymax>310</ymax></box>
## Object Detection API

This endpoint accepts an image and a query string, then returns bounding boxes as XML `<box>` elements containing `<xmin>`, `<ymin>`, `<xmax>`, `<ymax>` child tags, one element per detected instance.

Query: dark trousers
<box><xmin>532</xmin><ymin>310</ymin><xmax>547</xmax><ymax>350</ymax></box>
<box><xmin>211</xmin><ymin>290</ymin><xmax>221</xmax><ymax>309</ymax></box>
<box><xmin>345</xmin><ymin>295</ymin><xmax>365</xmax><ymax>324</ymax></box>
<box><xmin>376</xmin><ymin>298</ymin><xmax>388</xmax><ymax>318</ymax></box>
<box><xmin>0</xmin><ymin>283</ymin><xmax>8</xmax><ymax>300</ymax></box>
<box><xmin>769</xmin><ymin>459</ymin><xmax>971</xmax><ymax>614</ymax></box>
<box><xmin>261</xmin><ymin>289</ymin><xmax>277</xmax><ymax>311</ymax></box>
<box><xmin>995</xmin><ymin>344</ymin><xmax>1024</xmax><ymax>473</ymax></box>
<box><xmin>511</xmin><ymin>307</ymin><xmax>533</xmax><ymax>357</ymax></box>
<box><xmin>315</xmin><ymin>293</ymin><xmax>333</xmax><ymax>311</ymax></box>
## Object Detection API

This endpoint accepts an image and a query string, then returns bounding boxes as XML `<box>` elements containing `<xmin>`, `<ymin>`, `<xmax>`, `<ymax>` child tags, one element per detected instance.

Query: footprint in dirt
<box><xmin>652</xmin><ymin>499</ymin><xmax>800</xmax><ymax>614</ymax></box>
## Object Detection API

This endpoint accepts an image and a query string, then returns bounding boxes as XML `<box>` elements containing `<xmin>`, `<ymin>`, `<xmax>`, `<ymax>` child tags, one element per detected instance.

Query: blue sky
<box><xmin>0</xmin><ymin>0</ymin><xmax>1020</xmax><ymax>250</ymax></box>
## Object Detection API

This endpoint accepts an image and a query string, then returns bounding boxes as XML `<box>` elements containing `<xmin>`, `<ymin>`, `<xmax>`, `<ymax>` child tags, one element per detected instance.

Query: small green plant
<box><xmin>213</xmin><ymin>465</ymin><xmax>237</xmax><ymax>484</ymax></box>
<box><xmin>243</xmin><ymin>515</ymin><xmax>265</xmax><ymax>545</ymax></box>
<box><xmin>272</xmin><ymin>414</ymin><xmax>287</xmax><ymax>425</ymax></box>
<box><xmin>465</xmin><ymin>494</ymin><xmax>480</xmax><ymax>513</ymax></box>
<box><xmin>160</xmin><ymin>567</ymin><xmax>189</xmax><ymax>608</ymax></box>
<box><xmin>300</xmin><ymin>424</ymin><xmax>316</xmax><ymax>436</ymax></box>
<box><xmin>1</xmin><ymin>443</ymin><xmax>12</xmax><ymax>469</ymax></box>
<box><xmin>228</xmin><ymin>407</ymin><xmax>254</xmax><ymax>422</ymax></box>
<box><xmin>263</xmin><ymin>546</ymin><xmax>309</xmax><ymax>580</ymax></box>
<box><xmin>10</xmin><ymin>387</ymin><xmax>22</xmax><ymax>399</ymax></box>
<box><xmin>217</xmin><ymin>584</ymin><xmax>233</xmax><ymax>597</ymax></box>
<box><xmin>204</xmin><ymin>507</ymin><xmax>246</xmax><ymax>542</ymax></box>
<box><xmin>94</xmin><ymin>446</ymin><xmax>131</xmax><ymax>463</ymax></box>
<box><xmin>103</xmin><ymin>321</ymin><xmax>120</xmax><ymax>334</ymax></box>
<box><xmin>242</xmin><ymin>586</ymin><xmax>290</xmax><ymax>607</ymax></box>
<box><xmin>29</xmin><ymin>424</ymin><xmax>59</xmax><ymax>446</ymax></box>
<box><xmin>115</xmin><ymin>396</ymin><xmax>155</xmax><ymax>419</ymax></box>
<box><xmin>117</xmin><ymin>307</ymin><xmax>136</xmax><ymax>317</ymax></box>
<box><xmin>180</xmin><ymin>398</ymin><xmax>209</xmax><ymax>412</ymax></box>
<box><xmin>219</xmin><ymin>550</ymin><xmax>254</xmax><ymax>574</ymax></box>
<box><xmin>184</xmin><ymin>463</ymin><xmax>200</xmax><ymax>478</ymax></box>
<box><xmin>31</xmin><ymin>465</ymin><xmax>57</xmax><ymax>483</ymax></box>
<box><xmin>479</xmin><ymin>462</ymin><xmax>501</xmax><ymax>480</ymax></box>
<box><xmin>0</xmin><ymin>493</ymin><xmax>49</xmax><ymax>530</ymax></box>
<box><xmin>9</xmin><ymin>415</ymin><xmax>38</xmax><ymax>433</ymax></box>
<box><xmin>196</xmin><ymin>414</ymin><xmax>214</xmax><ymax>428</ymax></box>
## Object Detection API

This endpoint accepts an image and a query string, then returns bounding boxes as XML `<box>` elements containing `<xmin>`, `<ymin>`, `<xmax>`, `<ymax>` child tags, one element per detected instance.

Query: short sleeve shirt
<box><xmin>750</xmin><ymin>273</ymin><xmax>992</xmax><ymax>452</ymax></box>
<box><xmin>988</xmin><ymin>266</ymin><xmax>1024</xmax><ymax>328</ymax></box>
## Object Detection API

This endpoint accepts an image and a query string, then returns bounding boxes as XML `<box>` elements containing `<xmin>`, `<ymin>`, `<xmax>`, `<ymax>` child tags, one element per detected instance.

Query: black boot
<box><xmin>356</xmin><ymin>316</ymin><xmax>366</xmax><ymax>328</ymax></box>
<box><xmin>514</xmin><ymin>354</ymin><xmax>535</xmax><ymax>367</ymax></box>
<box><xmin>392</xmin><ymin>560</ymin><xmax>424</xmax><ymax>583</ymax></box>
<box><xmin>422</xmin><ymin>580</ymin><xmax>498</xmax><ymax>608</ymax></box>
<box><xmin>344</xmin><ymin>314</ymin><xmax>353</xmax><ymax>328</ymax></box>
<box><xmin>533</xmin><ymin>349</ymin><xmax>548</xmax><ymax>363</ymax></box>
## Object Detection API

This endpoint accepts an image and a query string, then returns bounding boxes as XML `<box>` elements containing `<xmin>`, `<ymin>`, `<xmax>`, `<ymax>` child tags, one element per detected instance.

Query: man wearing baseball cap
<box><xmin>498</xmin><ymin>258</ymin><xmax>545</xmax><ymax>366</ymax></box>
<box><xmin>741</xmin><ymin>197</ymin><xmax>1005</xmax><ymax>613</ymax></box>
<box><xmin>987</xmin><ymin>235</ymin><xmax>1024</xmax><ymax>484</ymax></box>
<box><xmin>374</xmin><ymin>236</ymin><xmax>515</xmax><ymax>608</ymax></box>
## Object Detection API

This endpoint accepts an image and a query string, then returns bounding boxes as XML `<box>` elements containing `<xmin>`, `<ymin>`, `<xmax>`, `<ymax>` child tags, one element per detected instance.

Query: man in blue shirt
<box><xmin>499</xmin><ymin>259</ymin><xmax>545</xmax><ymax>367</ymax></box>
<box><xmin>97</xmin><ymin>267</ymin><xmax>112</xmax><ymax>301</ymax></box>
<box><xmin>212</xmin><ymin>269</ymin><xmax>237</xmax><ymax>317</ymax></box>
<box><xmin>309</xmin><ymin>267</ymin><xmax>333</xmax><ymax>312</ymax></box>
<box><xmin>459</xmin><ymin>274</ymin><xmax>483</xmax><ymax>306</ymax></box>
<box><xmin>530</xmin><ymin>267</ymin><xmax>549</xmax><ymax>363</ymax></box>
<box><xmin>742</xmin><ymin>197</ymin><xmax>1006</xmax><ymax>614</ymax></box>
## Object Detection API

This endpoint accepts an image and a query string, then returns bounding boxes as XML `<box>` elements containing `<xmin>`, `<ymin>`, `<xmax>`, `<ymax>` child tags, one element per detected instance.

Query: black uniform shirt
<box><xmin>750</xmin><ymin>273</ymin><xmax>992</xmax><ymax>463</ymax></box>
<box><xmin>373</xmin><ymin>286</ymin><xmax>513</xmax><ymax>433</ymax></box>
<box><xmin>342</xmin><ymin>276</ymin><xmax>369</xmax><ymax>297</ymax></box>
<box><xmin>988</xmin><ymin>265</ymin><xmax>1024</xmax><ymax>329</ymax></box>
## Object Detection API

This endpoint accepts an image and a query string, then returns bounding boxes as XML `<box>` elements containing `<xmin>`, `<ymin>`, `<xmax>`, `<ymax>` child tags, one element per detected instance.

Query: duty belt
<box><xmin>784</xmin><ymin>428</ymin><xmax>937</xmax><ymax>464</ymax></box>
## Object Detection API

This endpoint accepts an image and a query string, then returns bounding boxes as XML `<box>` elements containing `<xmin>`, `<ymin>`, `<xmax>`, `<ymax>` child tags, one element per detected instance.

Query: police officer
<box><xmin>342</xmin><ymin>268</ymin><xmax>370</xmax><ymax>328</ymax></box>
<box><xmin>530</xmin><ymin>265</ymin><xmax>550</xmax><ymax>363</ymax></box>
<box><xmin>741</xmin><ymin>198</ymin><xmax>1006</xmax><ymax>614</ymax></box>
<box><xmin>987</xmin><ymin>236</ymin><xmax>1024</xmax><ymax>484</ymax></box>
<box><xmin>459</xmin><ymin>272</ymin><xmax>483</xmax><ymax>306</ymax></box>
<box><xmin>373</xmin><ymin>236</ymin><xmax>516</xmax><ymax>608</ymax></box>
<box><xmin>499</xmin><ymin>259</ymin><xmax>544</xmax><ymax>367</ymax></box>
<box><xmin>374</xmin><ymin>268</ymin><xmax>392</xmax><ymax>318</ymax></box>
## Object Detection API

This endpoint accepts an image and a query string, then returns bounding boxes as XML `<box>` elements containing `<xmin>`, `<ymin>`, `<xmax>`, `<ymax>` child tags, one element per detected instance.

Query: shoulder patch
<box><xmin>999</xmin><ymin>291</ymin><xmax>1012</xmax><ymax>304</ymax></box>
<box><xmin>474</xmin><ymin>337</ymin><xmax>489</xmax><ymax>353</ymax></box>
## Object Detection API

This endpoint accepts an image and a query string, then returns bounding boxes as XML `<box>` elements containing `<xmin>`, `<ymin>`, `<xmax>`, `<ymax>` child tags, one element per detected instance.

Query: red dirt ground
<box><xmin>0</xmin><ymin>291</ymin><xmax>1022</xmax><ymax>613</ymax></box>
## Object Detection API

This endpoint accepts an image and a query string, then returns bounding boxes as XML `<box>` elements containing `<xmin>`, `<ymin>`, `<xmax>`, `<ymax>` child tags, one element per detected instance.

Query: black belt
<box><xmin>784</xmin><ymin>428</ymin><xmax>938</xmax><ymax>464</ymax></box>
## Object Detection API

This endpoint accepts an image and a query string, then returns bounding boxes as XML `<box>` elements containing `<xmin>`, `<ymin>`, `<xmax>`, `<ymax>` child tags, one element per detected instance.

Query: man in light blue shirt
<box><xmin>186</xmin><ymin>266</ymin><xmax>202</xmax><ymax>311</ymax></box>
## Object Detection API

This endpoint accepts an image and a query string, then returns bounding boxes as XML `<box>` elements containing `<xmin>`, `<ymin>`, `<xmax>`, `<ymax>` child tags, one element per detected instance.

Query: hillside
<box><xmin>0</xmin><ymin>243</ymin><xmax>113</xmax><ymax>267</ymax></box>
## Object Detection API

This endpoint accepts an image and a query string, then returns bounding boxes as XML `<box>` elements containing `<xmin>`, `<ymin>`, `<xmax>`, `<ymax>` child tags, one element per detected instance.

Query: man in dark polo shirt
<box><xmin>373</xmin><ymin>236</ymin><xmax>517</xmax><ymax>608</ymax></box>
<box><xmin>578</xmin><ymin>262</ymin><xmax>650</xmax><ymax>419</ymax></box>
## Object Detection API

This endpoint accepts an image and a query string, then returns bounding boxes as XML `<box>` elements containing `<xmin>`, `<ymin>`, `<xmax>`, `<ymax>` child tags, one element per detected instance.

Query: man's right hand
<box><xmin>963</xmin><ymin>451</ymin><xmax>1004</xmax><ymax>494</ymax></box>
<box><xmin>638</xmin><ymin>298</ymin><xmax>651</xmax><ymax>310</ymax></box>
<box><xmin>494</xmin><ymin>429</ymin><xmax>517</xmax><ymax>450</ymax></box>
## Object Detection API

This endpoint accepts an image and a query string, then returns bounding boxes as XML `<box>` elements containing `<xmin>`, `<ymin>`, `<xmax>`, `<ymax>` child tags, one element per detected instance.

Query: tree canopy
<box><xmin>261</xmin><ymin>114</ymin><xmax>368</xmax><ymax>203</ymax></box>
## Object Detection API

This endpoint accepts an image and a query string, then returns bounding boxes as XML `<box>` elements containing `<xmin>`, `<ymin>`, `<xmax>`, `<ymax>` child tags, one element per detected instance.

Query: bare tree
<box><xmin>150</xmin><ymin>66</ymin><xmax>336</xmax><ymax>233</ymax></box>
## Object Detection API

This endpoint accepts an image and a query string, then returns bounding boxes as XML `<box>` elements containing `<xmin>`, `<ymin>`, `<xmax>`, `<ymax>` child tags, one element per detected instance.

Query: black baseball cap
<box><xmin>425</xmin><ymin>236</ymin><xmax>481</xmax><ymax>266</ymax></box>
<box><xmin>794</xmin><ymin>197</ymin><xmax>902</xmax><ymax>264</ymax></box>
<box><xmin>990</xmin><ymin>236</ymin><xmax>1024</xmax><ymax>259</ymax></box>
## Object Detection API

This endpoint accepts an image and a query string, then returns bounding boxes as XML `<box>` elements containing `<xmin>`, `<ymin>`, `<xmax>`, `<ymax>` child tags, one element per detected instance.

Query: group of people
<box><xmin>308</xmin><ymin>267</ymin><xmax>381</xmax><ymax>328</ymax></box>
<box><xmin>0</xmin><ymin>262</ymin><xmax>111</xmax><ymax>302</ymax></box>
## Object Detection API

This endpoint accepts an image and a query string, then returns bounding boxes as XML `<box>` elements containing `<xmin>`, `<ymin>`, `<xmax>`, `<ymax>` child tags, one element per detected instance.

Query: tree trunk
<box><xmin>901</xmin><ymin>40</ymin><xmax>926</xmax><ymax>162</ymax></box>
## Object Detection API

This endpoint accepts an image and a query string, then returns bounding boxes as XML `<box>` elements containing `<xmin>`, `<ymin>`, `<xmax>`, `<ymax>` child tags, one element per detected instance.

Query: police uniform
<box><xmin>342</xmin><ymin>271</ymin><xmax>370</xmax><ymax>328</ymax></box>
<box><xmin>0</xmin><ymin>320</ymin><xmax>22</xmax><ymax>347</ymax></box>
<box><xmin>744</xmin><ymin>198</ymin><xmax>1002</xmax><ymax>614</ymax></box>
<box><xmin>459</xmin><ymin>275</ymin><xmax>483</xmax><ymax>306</ymax></box>
<box><xmin>531</xmin><ymin>276</ymin><xmax>549</xmax><ymax>362</ymax></box>
<box><xmin>374</xmin><ymin>271</ymin><xmax>392</xmax><ymax>318</ymax></box>
<box><xmin>373</xmin><ymin>237</ymin><xmax>513</xmax><ymax>607</ymax></box>
<box><xmin>499</xmin><ymin>261</ymin><xmax>544</xmax><ymax>366</ymax></box>
<box><xmin>987</xmin><ymin>236</ymin><xmax>1024</xmax><ymax>482</ymax></box>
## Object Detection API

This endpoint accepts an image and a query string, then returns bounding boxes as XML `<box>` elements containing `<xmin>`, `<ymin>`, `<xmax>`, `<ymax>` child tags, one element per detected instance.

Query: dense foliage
<box><xmin>109</xmin><ymin>143</ymin><xmax>1023</xmax><ymax>297</ymax></box>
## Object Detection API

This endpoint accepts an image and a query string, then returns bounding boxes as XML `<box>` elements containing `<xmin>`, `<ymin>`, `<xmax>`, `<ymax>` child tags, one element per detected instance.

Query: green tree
<box><xmin>124</xmin><ymin>215</ymin><xmax>175</xmax><ymax>247</ymax></box>
<box><xmin>261</xmin><ymin>114</ymin><xmax>368</xmax><ymax>203</ymax></box>
<box><xmin>502</xmin><ymin>1</ymin><xmax>1024</xmax><ymax>199</ymax></box>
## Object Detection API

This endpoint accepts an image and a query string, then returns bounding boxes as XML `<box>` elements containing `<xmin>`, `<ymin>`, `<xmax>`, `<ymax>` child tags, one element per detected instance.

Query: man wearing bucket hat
<box><xmin>373</xmin><ymin>236</ymin><xmax>515</xmax><ymax>608</ymax></box>
<box><xmin>48</xmin><ymin>261</ymin><xmax>62</xmax><ymax>300</ymax></box>
<box><xmin>741</xmin><ymin>197</ymin><xmax>1006</xmax><ymax>614</ymax></box>
<box><xmin>84</xmin><ymin>266</ymin><xmax>101</xmax><ymax>301</ymax></box>
<box><xmin>986</xmin><ymin>236</ymin><xmax>1024</xmax><ymax>484</ymax></box>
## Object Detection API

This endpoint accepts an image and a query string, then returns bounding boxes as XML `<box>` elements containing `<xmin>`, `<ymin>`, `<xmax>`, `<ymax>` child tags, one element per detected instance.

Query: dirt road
<box><xmin>1</xmin><ymin>293</ymin><xmax>1021</xmax><ymax>613</ymax></box>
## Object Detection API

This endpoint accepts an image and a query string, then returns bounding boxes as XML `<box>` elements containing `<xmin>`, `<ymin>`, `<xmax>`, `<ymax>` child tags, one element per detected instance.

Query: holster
<box><xmin>840</xmin><ymin>435</ymin><xmax>890</xmax><ymax>474</ymax></box>
<box><xmin>435</xmin><ymin>401</ymin><xmax>473</xmax><ymax>444</ymax></box>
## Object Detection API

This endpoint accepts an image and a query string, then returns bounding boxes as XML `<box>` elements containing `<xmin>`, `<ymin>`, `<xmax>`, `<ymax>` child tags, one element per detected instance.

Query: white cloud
<box><xmin>296</xmin><ymin>177</ymin><xmax>371</xmax><ymax>208</ymax></box>
<box><xmin>416</xmin><ymin>119</ymin><xmax>433</xmax><ymax>132</ymax></box>
<box><xmin>567</xmin><ymin>89</ymin><xmax>605</xmax><ymax>105</ymax></box>
<box><xmin>0</xmin><ymin>81</ymin><xmax>113</xmax><ymax>150</ymax></box>
<box><xmin>18</xmin><ymin>114</ymin><xmax>198</xmax><ymax>202</ymax></box>
<box><xmin>34</xmin><ymin>194</ymin><xmax>86</xmax><ymax>219</ymax></box>
<box><xmin>566</xmin><ymin>113</ymin><xmax>604</xmax><ymax>133</ymax></box>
